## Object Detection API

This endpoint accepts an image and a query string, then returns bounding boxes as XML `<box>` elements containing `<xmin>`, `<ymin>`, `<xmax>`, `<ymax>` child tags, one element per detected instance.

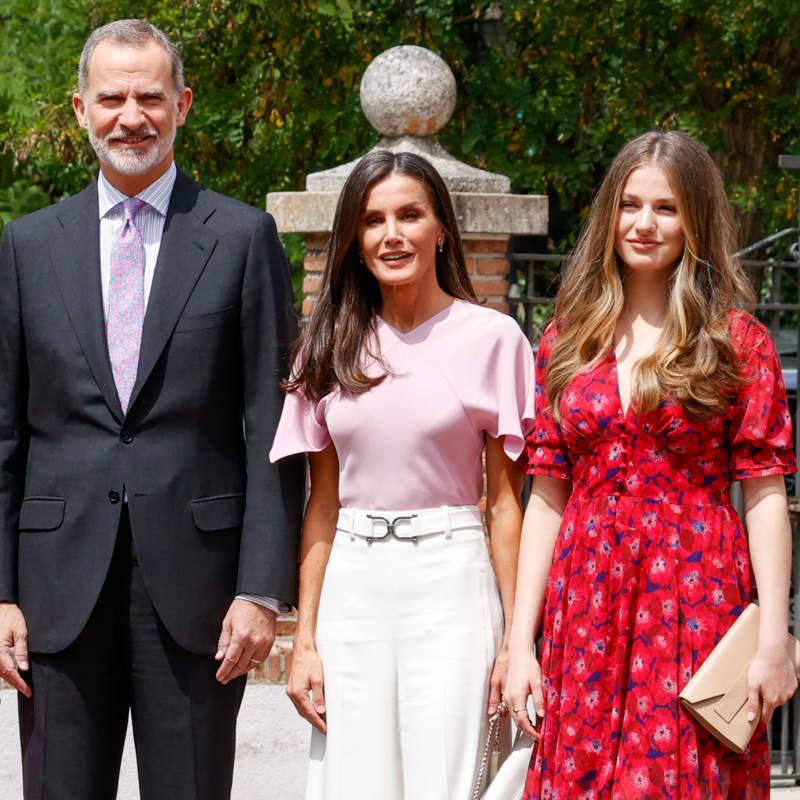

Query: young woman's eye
<box><xmin>660</xmin><ymin>204</ymin><xmax>677</xmax><ymax>213</ymax></box>
<box><xmin>620</xmin><ymin>201</ymin><xmax>637</xmax><ymax>210</ymax></box>
<box><xmin>401</xmin><ymin>211</ymin><xmax>419</xmax><ymax>221</ymax></box>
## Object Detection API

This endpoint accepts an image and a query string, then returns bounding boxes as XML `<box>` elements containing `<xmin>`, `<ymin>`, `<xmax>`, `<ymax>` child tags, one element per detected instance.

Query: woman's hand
<box><xmin>287</xmin><ymin>640</ymin><xmax>327</xmax><ymax>733</ymax></box>
<box><xmin>747</xmin><ymin>643</ymin><xmax>798</xmax><ymax>725</ymax></box>
<box><xmin>505</xmin><ymin>645</ymin><xmax>544</xmax><ymax>739</ymax></box>
<box><xmin>488</xmin><ymin>641</ymin><xmax>510</xmax><ymax>716</ymax></box>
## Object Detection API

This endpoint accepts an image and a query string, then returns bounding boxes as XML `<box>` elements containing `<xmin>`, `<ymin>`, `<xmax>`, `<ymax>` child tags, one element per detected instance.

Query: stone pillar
<box><xmin>267</xmin><ymin>44</ymin><xmax>547</xmax><ymax>322</ymax></box>
<box><xmin>264</xmin><ymin>46</ymin><xmax>548</xmax><ymax>681</ymax></box>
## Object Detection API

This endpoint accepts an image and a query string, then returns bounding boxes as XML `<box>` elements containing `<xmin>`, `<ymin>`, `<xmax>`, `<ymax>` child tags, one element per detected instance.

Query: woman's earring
<box><xmin>437</xmin><ymin>239</ymin><xmax>444</xmax><ymax>253</ymax></box>
<box><xmin>359</xmin><ymin>253</ymin><xmax>365</xmax><ymax>264</ymax></box>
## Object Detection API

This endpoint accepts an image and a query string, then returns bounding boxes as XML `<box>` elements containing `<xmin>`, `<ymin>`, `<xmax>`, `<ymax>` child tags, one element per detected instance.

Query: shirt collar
<box><xmin>97</xmin><ymin>162</ymin><xmax>177</xmax><ymax>219</ymax></box>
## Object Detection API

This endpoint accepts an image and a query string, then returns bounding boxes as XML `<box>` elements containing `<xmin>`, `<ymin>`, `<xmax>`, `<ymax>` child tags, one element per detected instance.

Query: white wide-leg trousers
<box><xmin>305</xmin><ymin>506</ymin><xmax>504</xmax><ymax>800</ymax></box>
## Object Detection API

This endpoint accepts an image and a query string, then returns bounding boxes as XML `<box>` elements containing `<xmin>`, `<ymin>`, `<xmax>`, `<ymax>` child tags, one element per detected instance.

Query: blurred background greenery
<box><xmin>2</xmin><ymin>0</ymin><xmax>800</xmax><ymax>280</ymax></box>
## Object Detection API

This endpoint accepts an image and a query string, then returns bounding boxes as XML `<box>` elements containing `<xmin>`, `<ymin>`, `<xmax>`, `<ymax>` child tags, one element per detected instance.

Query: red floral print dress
<box><xmin>520</xmin><ymin>311</ymin><xmax>796</xmax><ymax>799</ymax></box>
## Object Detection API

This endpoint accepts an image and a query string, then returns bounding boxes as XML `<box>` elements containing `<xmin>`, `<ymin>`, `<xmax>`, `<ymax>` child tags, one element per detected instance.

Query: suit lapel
<box><xmin>49</xmin><ymin>183</ymin><xmax>125</xmax><ymax>422</ymax></box>
<box><xmin>127</xmin><ymin>172</ymin><xmax>218</xmax><ymax>411</ymax></box>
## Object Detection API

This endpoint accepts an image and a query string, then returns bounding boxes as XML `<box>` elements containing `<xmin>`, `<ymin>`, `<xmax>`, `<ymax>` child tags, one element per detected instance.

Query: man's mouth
<box><xmin>109</xmin><ymin>132</ymin><xmax>156</xmax><ymax>146</ymax></box>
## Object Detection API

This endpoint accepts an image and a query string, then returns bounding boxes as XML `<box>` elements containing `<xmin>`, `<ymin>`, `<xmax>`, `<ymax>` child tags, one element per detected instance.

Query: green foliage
<box><xmin>2</xmin><ymin>0</ymin><xmax>800</xmax><ymax>272</ymax></box>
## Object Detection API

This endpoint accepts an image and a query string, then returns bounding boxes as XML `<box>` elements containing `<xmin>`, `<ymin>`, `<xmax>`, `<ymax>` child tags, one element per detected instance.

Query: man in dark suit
<box><xmin>0</xmin><ymin>18</ymin><xmax>304</xmax><ymax>799</ymax></box>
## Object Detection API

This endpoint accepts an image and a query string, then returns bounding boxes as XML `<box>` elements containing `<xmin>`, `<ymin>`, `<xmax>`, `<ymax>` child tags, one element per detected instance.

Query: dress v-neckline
<box><xmin>377</xmin><ymin>300</ymin><xmax>458</xmax><ymax>340</ymax></box>
<box><xmin>609</xmin><ymin>349</ymin><xmax>634</xmax><ymax>418</ymax></box>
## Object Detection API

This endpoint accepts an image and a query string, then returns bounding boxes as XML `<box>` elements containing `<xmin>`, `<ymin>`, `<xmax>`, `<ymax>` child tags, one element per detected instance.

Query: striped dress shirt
<box><xmin>97</xmin><ymin>163</ymin><xmax>175</xmax><ymax>319</ymax></box>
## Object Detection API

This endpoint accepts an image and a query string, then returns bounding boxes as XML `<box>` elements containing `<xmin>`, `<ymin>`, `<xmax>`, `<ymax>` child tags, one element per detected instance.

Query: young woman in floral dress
<box><xmin>506</xmin><ymin>130</ymin><xmax>798</xmax><ymax>799</ymax></box>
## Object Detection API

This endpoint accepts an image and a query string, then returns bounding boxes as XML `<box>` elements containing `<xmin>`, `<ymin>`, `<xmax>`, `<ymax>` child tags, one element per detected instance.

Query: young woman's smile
<box><xmin>615</xmin><ymin>165</ymin><xmax>685</xmax><ymax>275</ymax></box>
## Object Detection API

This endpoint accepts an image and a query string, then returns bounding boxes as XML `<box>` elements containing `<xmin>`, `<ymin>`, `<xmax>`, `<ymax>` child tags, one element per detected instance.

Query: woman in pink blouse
<box><xmin>270</xmin><ymin>150</ymin><xmax>535</xmax><ymax>799</ymax></box>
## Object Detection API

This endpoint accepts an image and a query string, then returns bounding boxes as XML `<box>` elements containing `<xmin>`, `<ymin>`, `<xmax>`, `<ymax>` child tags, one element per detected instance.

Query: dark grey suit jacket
<box><xmin>0</xmin><ymin>169</ymin><xmax>304</xmax><ymax>654</ymax></box>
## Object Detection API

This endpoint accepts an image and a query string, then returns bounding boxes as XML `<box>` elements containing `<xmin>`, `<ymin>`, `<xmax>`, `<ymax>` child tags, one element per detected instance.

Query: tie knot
<box><xmin>122</xmin><ymin>197</ymin><xmax>145</xmax><ymax>221</ymax></box>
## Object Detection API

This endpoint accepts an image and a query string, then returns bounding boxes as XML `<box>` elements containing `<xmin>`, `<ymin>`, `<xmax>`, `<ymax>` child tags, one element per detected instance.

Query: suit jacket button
<box><xmin>108</xmin><ymin>490</ymin><xmax>121</xmax><ymax>504</ymax></box>
<box><xmin>121</xmin><ymin>432</ymin><xmax>134</xmax><ymax>444</ymax></box>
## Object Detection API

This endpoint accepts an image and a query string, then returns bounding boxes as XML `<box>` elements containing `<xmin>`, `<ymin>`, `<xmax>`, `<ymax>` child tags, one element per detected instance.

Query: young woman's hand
<box><xmin>287</xmin><ymin>640</ymin><xmax>327</xmax><ymax>733</ymax></box>
<box><xmin>505</xmin><ymin>645</ymin><xmax>544</xmax><ymax>739</ymax></box>
<box><xmin>747</xmin><ymin>643</ymin><xmax>798</xmax><ymax>725</ymax></box>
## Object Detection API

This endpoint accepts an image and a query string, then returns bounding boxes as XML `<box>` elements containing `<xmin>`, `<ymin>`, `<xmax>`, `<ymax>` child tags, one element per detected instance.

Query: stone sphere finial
<box><xmin>360</xmin><ymin>45</ymin><xmax>456</xmax><ymax>138</ymax></box>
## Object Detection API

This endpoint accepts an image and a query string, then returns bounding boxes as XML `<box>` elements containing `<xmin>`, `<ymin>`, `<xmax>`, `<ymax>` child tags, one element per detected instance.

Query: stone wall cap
<box><xmin>267</xmin><ymin>189</ymin><xmax>547</xmax><ymax>236</ymax></box>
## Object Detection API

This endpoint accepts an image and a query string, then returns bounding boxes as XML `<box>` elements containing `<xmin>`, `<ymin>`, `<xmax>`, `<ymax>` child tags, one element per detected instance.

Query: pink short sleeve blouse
<box><xmin>269</xmin><ymin>300</ymin><xmax>536</xmax><ymax>510</ymax></box>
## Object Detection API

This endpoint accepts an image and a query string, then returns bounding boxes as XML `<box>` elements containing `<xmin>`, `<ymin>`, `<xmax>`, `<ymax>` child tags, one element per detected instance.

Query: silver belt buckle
<box><xmin>365</xmin><ymin>513</ymin><xmax>419</xmax><ymax>544</ymax></box>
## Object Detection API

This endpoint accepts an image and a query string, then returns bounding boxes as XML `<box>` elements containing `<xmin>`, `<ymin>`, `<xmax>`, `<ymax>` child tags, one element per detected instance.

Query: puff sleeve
<box><xmin>268</xmin><ymin>387</ymin><xmax>331</xmax><ymax>462</ymax></box>
<box><xmin>728</xmin><ymin>312</ymin><xmax>796</xmax><ymax>480</ymax></box>
<box><xmin>520</xmin><ymin>323</ymin><xmax>572</xmax><ymax>479</ymax></box>
<box><xmin>475</xmin><ymin>316</ymin><xmax>536</xmax><ymax>462</ymax></box>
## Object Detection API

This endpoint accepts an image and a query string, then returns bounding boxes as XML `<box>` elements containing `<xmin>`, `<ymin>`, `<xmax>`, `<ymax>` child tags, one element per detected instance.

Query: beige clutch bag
<box><xmin>679</xmin><ymin>603</ymin><xmax>800</xmax><ymax>752</ymax></box>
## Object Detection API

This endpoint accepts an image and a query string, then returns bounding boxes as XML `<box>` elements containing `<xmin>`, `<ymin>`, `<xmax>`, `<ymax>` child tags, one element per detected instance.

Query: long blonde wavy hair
<box><xmin>547</xmin><ymin>130</ymin><xmax>755</xmax><ymax>421</ymax></box>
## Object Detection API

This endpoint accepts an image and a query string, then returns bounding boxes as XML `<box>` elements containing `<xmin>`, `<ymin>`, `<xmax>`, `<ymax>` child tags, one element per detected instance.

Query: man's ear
<box><xmin>175</xmin><ymin>87</ymin><xmax>193</xmax><ymax>127</ymax></box>
<box><xmin>73</xmin><ymin>93</ymin><xmax>88</xmax><ymax>130</ymax></box>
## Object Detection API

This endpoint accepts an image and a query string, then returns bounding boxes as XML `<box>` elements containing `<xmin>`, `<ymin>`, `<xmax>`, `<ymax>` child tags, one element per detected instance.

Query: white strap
<box><xmin>442</xmin><ymin>505</ymin><xmax>453</xmax><ymax>539</ymax></box>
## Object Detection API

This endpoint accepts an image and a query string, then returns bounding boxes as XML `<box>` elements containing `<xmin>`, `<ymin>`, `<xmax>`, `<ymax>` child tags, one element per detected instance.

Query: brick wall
<box><xmin>463</xmin><ymin>235</ymin><xmax>510</xmax><ymax>313</ymax></box>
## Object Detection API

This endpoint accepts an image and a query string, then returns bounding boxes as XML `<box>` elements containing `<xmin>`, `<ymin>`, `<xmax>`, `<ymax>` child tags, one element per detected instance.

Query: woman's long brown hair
<box><xmin>547</xmin><ymin>130</ymin><xmax>755</xmax><ymax>421</ymax></box>
<box><xmin>285</xmin><ymin>150</ymin><xmax>477</xmax><ymax>401</ymax></box>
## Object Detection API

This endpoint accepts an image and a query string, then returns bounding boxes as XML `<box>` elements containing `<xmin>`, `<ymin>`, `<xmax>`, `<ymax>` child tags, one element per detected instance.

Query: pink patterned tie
<box><xmin>107</xmin><ymin>197</ymin><xmax>145</xmax><ymax>414</ymax></box>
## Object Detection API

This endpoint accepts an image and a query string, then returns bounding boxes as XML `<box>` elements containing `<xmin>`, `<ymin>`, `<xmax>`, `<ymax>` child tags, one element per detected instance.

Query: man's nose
<box><xmin>118</xmin><ymin>98</ymin><xmax>146</xmax><ymax>130</ymax></box>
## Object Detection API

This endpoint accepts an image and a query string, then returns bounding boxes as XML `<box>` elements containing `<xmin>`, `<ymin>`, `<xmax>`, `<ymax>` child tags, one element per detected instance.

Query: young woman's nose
<box><xmin>634</xmin><ymin>205</ymin><xmax>656</xmax><ymax>233</ymax></box>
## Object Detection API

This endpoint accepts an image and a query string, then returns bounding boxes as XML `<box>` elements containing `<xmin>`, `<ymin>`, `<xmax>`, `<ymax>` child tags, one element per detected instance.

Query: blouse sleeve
<box><xmin>519</xmin><ymin>323</ymin><xmax>572</xmax><ymax>479</ymax></box>
<box><xmin>728</xmin><ymin>315</ymin><xmax>796</xmax><ymax>480</ymax></box>
<box><xmin>268</xmin><ymin>387</ymin><xmax>331</xmax><ymax>462</ymax></box>
<box><xmin>481</xmin><ymin>320</ymin><xmax>537</xmax><ymax>463</ymax></box>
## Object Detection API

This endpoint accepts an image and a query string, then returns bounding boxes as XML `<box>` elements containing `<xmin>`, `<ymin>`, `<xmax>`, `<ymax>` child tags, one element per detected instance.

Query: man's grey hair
<box><xmin>78</xmin><ymin>19</ymin><xmax>185</xmax><ymax>96</ymax></box>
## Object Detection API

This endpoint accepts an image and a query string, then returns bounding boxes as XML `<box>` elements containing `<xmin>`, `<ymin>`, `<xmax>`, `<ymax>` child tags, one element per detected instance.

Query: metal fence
<box><xmin>507</xmin><ymin>230</ymin><xmax>800</xmax><ymax>785</ymax></box>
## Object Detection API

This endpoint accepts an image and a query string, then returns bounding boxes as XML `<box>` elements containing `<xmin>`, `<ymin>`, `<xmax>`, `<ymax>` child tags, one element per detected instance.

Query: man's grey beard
<box><xmin>88</xmin><ymin>125</ymin><xmax>175</xmax><ymax>177</ymax></box>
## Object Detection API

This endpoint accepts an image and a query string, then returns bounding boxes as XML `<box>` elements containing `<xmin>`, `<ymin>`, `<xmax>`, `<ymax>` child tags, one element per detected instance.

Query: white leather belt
<box><xmin>336</xmin><ymin>505</ymin><xmax>483</xmax><ymax>543</ymax></box>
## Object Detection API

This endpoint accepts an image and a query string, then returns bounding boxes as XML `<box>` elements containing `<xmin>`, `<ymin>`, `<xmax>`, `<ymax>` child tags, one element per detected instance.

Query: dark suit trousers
<box><xmin>18</xmin><ymin>508</ymin><xmax>246</xmax><ymax>800</ymax></box>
